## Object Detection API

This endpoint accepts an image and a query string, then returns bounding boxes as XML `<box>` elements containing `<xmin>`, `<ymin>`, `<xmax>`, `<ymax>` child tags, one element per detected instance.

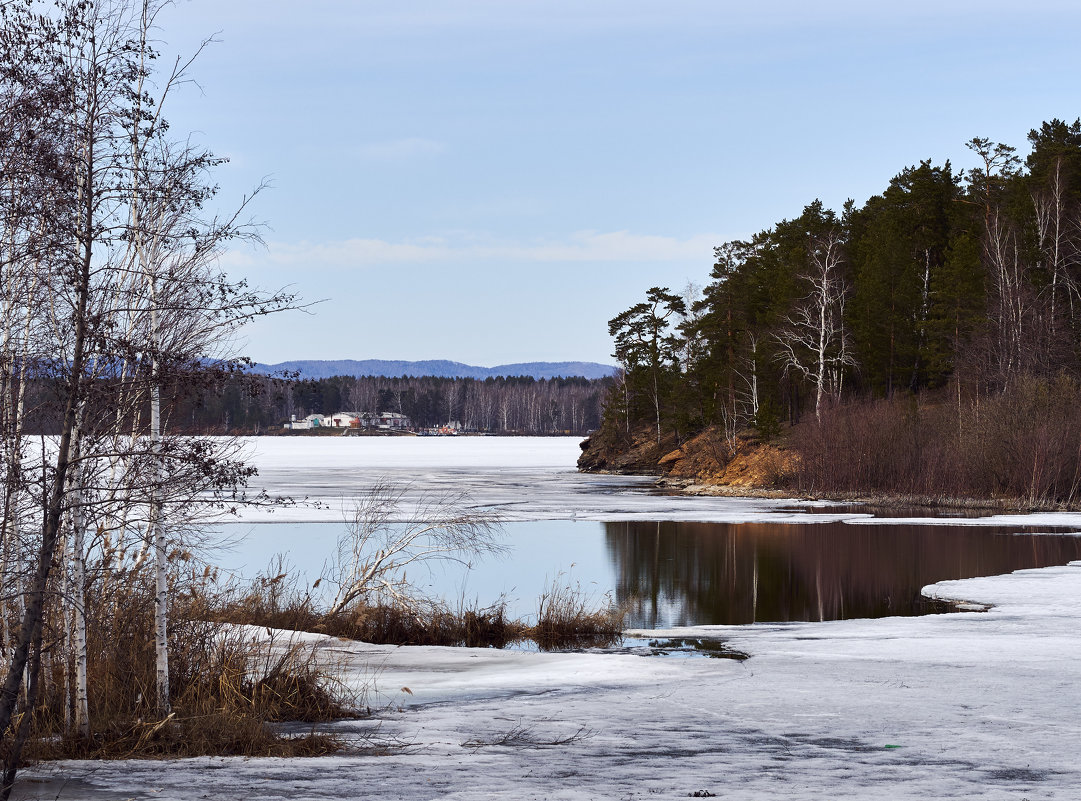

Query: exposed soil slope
<box><xmin>578</xmin><ymin>425</ymin><xmax>797</xmax><ymax>492</ymax></box>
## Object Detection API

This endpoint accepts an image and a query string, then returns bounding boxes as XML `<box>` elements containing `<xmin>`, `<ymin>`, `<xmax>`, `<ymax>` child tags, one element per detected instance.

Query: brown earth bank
<box><xmin>577</xmin><ymin>424</ymin><xmax>1069</xmax><ymax>512</ymax></box>
<box><xmin>577</xmin><ymin>425</ymin><xmax>798</xmax><ymax>496</ymax></box>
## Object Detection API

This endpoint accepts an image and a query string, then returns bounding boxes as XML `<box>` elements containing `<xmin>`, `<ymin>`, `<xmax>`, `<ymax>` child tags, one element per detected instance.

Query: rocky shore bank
<box><xmin>577</xmin><ymin>425</ymin><xmax>798</xmax><ymax>495</ymax></box>
<box><xmin>577</xmin><ymin>425</ymin><xmax>1055</xmax><ymax>511</ymax></box>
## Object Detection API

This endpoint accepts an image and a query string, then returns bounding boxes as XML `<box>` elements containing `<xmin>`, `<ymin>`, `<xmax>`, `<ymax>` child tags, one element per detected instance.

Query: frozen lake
<box><xmin>215</xmin><ymin>436</ymin><xmax>1081</xmax><ymax>626</ymax></box>
<box><xmin>231</xmin><ymin>435</ymin><xmax>839</xmax><ymax>524</ymax></box>
<box><xmin>18</xmin><ymin>436</ymin><xmax>1081</xmax><ymax>800</ymax></box>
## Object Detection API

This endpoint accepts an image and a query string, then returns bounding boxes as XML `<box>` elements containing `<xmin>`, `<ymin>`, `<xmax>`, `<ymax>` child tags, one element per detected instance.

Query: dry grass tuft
<box><xmin>214</xmin><ymin>567</ymin><xmax>527</xmax><ymax>649</ymax></box>
<box><xmin>18</xmin><ymin>575</ymin><xmax>354</xmax><ymax>763</ymax></box>
<box><xmin>215</xmin><ymin>565</ymin><xmax>624</xmax><ymax>652</ymax></box>
<box><xmin>529</xmin><ymin>577</ymin><xmax>624</xmax><ymax>651</ymax></box>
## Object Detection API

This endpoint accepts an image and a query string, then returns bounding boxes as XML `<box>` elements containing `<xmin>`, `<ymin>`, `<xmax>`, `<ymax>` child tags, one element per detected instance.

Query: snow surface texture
<box><xmin>17</xmin><ymin>560</ymin><xmax>1081</xmax><ymax>799</ymax></box>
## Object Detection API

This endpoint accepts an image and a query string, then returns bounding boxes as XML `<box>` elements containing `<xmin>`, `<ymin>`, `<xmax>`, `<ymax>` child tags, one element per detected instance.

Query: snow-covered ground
<box><xmin>15</xmin><ymin>438</ymin><xmax>1081</xmax><ymax>799</ymax></box>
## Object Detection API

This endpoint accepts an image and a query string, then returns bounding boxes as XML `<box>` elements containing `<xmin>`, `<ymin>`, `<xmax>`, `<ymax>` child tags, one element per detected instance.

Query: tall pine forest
<box><xmin>596</xmin><ymin>120</ymin><xmax>1081</xmax><ymax>506</ymax></box>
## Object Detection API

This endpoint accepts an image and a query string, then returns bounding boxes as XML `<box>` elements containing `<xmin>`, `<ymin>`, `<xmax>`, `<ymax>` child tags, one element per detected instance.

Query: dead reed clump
<box><xmin>20</xmin><ymin>574</ymin><xmax>353</xmax><ymax>763</ymax></box>
<box><xmin>219</xmin><ymin>575</ymin><xmax>526</xmax><ymax>648</ymax></box>
<box><xmin>529</xmin><ymin>577</ymin><xmax>624</xmax><ymax>651</ymax></box>
<box><xmin>213</xmin><ymin>563</ymin><xmax>324</xmax><ymax>635</ymax></box>
<box><xmin>215</xmin><ymin>563</ymin><xmax>625</xmax><ymax>651</ymax></box>
<box><xmin>328</xmin><ymin>598</ymin><xmax>525</xmax><ymax>648</ymax></box>
<box><xmin>460</xmin><ymin>604</ymin><xmax>523</xmax><ymax>648</ymax></box>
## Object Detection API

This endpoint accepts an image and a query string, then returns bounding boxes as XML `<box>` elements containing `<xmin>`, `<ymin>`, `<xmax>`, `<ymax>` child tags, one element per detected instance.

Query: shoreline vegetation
<box><xmin>224</xmin><ymin>484</ymin><xmax>626</xmax><ymax>655</ymax></box>
<box><xmin>5</xmin><ymin>475</ymin><xmax>623</xmax><ymax>765</ymax></box>
<box><xmin>216</xmin><ymin>567</ymin><xmax>625</xmax><ymax>654</ymax></box>
<box><xmin>578</xmin><ymin>402</ymin><xmax>1081</xmax><ymax>513</ymax></box>
<box><xmin>9</xmin><ymin>546</ymin><xmax>624</xmax><ymax>765</ymax></box>
<box><xmin>593</xmin><ymin>120</ymin><xmax>1081</xmax><ymax>513</ymax></box>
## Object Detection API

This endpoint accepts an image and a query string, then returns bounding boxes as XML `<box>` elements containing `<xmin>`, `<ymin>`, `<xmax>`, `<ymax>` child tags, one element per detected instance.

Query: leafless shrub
<box><xmin>324</xmin><ymin>481</ymin><xmax>506</xmax><ymax>616</ymax></box>
<box><xmin>792</xmin><ymin>375</ymin><xmax>1081</xmax><ymax>507</ymax></box>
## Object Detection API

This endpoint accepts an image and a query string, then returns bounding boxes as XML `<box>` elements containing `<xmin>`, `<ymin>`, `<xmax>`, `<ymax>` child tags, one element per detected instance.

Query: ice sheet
<box><xmin>231</xmin><ymin>436</ymin><xmax>867</xmax><ymax>524</ymax></box>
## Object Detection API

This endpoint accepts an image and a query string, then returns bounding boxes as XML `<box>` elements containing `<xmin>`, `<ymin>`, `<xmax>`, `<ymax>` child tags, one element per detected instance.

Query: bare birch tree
<box><xmin>0</xmin><ymin>1</ymin><xmax>294</xmax><ymax>789</ymax></box>
<box><xmin>775</xmin><ymin>230</ymin><xmax>856</xmax><ymax>421</ymax></box>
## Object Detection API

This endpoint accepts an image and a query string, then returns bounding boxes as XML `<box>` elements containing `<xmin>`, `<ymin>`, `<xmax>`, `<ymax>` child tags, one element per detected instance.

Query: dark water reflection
<box><xmin>606</xmin><ymin>521</ymin><xmax>1081</xmax><ymax>628</ymax></box>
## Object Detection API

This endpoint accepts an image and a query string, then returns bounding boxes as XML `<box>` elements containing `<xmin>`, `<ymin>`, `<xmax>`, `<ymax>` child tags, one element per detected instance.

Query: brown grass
<box><xmin>214</xmin><ymin>566</ymin><xmax>623</xmax><ymax>652</ymax></box>
<box><xmin>213</xmin><ymin>566</ymin><xmax>528</xmax><ymax>648</ymax></box>
<box><xmin>530</xmin><ymin>577</ymin><xmax>624</xmax><ymax>651</ymax></box>
<box><xmin>18</xmin><ymin>573</ymin><xmax>353</xmax><ymax>763</ymax></box>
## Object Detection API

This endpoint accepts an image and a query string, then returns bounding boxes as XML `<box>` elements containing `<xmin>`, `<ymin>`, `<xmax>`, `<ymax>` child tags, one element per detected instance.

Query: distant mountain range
<box><xmin>250</xmin><ymin>359</ymin><xmax>618</xmax><ymax>380</ymax></box>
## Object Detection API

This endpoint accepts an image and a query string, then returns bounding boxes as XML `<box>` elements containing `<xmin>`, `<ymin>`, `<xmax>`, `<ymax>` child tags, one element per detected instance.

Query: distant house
<box><xmin>286</xmin><ymin>411</ymin><xmax>410</xmax><ymax>431</ymax></box>
<box><xmin>283</xmin><ymin>414</ymin><xmax>326</xmax><ymax>430</ymax></box>
<box><xmin>359</xmin><ymin>411</ymin><xmax>412</xmax><ymax>430</ymax></box>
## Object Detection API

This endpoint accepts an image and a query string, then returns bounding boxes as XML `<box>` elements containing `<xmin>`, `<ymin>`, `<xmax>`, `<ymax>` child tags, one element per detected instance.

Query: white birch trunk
<box><xmin>69</xmin><ymin>445</ymin><xmax>89</xmax><ymax>739</ymax></box>
<box><xmin>815</xmin><ymin>276</ymin><xmax>827</xmax><ymax>421</ymax></box>
<box><xmin>151</xmin><ymin>332</ymin><xmax>169</xmax><ymax>715</ymax></box>
<box><xmin>749</xmin><ymin>337</ymin><xmax>760</xmax><ymax>419</ymax></box>
<box><xmin>61</xmin><ymin>402</ymin><xmax>89</xmax><ymax>738</ymax></box>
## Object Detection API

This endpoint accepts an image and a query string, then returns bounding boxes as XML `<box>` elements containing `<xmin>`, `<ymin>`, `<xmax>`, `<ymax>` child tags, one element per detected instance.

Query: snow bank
<box><xmin>847</xmin><ymin>511</ymin><xmax>1081</xmax><ymax>530</ymax></box>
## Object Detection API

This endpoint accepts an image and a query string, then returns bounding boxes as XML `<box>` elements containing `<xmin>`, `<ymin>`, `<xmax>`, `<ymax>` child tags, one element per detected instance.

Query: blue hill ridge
<box><xmin>251</xmin><ymin>359</ymin><xmax>617</xmax><ymax>380</ymax></box>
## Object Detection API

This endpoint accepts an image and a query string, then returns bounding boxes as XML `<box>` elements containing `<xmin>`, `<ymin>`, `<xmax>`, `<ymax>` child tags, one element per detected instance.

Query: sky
<box><xmin>155</xmin><ymin>0</ymin><xmax>1081</xmax><ymax>366</ymax></box>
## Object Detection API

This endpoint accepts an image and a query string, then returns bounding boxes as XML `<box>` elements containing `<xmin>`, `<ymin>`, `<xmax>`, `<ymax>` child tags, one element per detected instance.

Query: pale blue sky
<box><xmin>158</xmin><ymin>0</ymin><xmax>1081</xmax><ymax>365</ymax></box>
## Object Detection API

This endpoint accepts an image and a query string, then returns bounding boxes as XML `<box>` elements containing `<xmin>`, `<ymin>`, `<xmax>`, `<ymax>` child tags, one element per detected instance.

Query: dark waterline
<box><xmin>218</xmin><ymin>518</ymin><xmax>1081</xmax><ymax>629</ymax></box>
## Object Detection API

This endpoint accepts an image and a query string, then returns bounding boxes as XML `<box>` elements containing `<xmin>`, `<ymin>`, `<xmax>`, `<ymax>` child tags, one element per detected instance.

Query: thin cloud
<box><xmin>243</xmin><ymin>230</ymin><xmax>721</xmax><ymax>268</ymax></box>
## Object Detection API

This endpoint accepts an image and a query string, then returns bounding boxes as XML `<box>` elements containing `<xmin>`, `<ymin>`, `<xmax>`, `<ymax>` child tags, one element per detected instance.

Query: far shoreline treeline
<box><xmin>15</xmin><ymin>372</ymin><xmax>610</xmax><ymax>436</ymax></box>
<box><xmin>173</xmin><ymin>372</ymin><xmax>611</xmax><ymax>435</ymax></box>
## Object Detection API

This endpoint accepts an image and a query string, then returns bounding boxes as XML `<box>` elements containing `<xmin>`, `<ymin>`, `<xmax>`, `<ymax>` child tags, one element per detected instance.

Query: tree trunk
<box><xmin>69</xmin><ymin>405</ymin><xmax>89</xmax><ymax>739</ymax></box>
<box><xmin>151</xmin><ymin>376</ymin><xmax>170</xmax><ymax>714</ymax></box>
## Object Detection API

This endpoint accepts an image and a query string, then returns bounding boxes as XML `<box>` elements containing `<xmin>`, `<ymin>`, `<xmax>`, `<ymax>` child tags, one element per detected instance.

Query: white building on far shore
<box><xmin>328</xmin><ymin>412</ymin><xmax>359</xmax><ymax>428</ymax></box>
<box><xmin>283</xmin><ymin>414</ymin><xmax>326</xmax><ymax>430</ymax></box>
<box><xmin>284</xmin><ymin>411</ymin><xmax>412</xmax><ymax>431</ymax></box>
<box><xmin>359</xmin><ymin>411</ymin><xmax>411</xmax><ymax>430</ymax></box>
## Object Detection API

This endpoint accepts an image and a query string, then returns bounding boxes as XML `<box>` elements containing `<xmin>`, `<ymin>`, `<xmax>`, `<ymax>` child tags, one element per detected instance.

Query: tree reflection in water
<box><xmin>605</xmin><ymin>521</ymin><xmax>1081</xmax><ymax>628</ymax></box>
